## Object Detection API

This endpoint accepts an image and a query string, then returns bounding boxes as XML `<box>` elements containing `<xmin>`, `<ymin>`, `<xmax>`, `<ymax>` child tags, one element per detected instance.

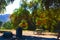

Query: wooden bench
<box><xmin>33</xmin><ymin>29</ymin><xmax>43</xmax><ymax>35</ymax></box>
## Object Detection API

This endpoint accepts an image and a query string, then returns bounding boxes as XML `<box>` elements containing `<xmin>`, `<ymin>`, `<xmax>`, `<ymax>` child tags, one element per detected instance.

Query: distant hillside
<box><xmin>0</xmin><ymin>14</ymin><xmax>10</xmax><ymax>22</ymax></box>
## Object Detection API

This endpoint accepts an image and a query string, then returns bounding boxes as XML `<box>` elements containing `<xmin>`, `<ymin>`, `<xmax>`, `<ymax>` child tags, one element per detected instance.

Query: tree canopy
<box><xmin>1</xmin><ymin>0</ymin><xmax>60</xmax><ymax>31</ymax></box>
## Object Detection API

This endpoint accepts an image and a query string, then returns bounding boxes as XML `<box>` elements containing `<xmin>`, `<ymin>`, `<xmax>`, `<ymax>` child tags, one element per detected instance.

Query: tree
<box><xmin>3</xmin><ymin>21</ymin><xmax>14</xmax><ymax>29</ymax></box>
<box><xmin>9</xmin><ymin>0</ymin><xmax>60</xmax><ymax>31</ymax></box>
<box><xmin>0</xmin><ymin>21</ymin><xmax>2</xmax><ymax>27</ymax></box>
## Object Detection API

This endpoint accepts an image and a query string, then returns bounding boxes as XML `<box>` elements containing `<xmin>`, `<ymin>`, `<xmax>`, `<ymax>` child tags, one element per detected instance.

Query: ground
<box><xmin>0</xmin><ymin>30</ymin><xmax>58</xmax><ymax>40</ymax></box>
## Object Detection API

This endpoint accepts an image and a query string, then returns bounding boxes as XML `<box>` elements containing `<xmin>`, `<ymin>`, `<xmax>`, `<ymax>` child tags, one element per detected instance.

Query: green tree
<box><xmin>0</xmin><ymin>21</ymin><xmax>2</xmax><ymax>27</ymax></box>
<box><xmin>3</xmin><ymin>21</ymin><xmax>14</xmax><ymax>29</ymax></box>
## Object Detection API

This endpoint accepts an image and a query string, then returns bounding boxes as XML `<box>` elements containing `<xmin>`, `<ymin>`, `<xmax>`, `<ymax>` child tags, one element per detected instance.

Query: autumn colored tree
<box><xmin>10</xmin><ymin>0</ymin><xmax>60</xmax><ymax>31</ymax></box>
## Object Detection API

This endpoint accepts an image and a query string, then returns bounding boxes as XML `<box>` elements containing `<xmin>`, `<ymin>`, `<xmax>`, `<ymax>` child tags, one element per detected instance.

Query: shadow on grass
<box><xmin>0</xmin><ymin>35</ymin><xmax>57</xmax><ymax>40</ymax></box>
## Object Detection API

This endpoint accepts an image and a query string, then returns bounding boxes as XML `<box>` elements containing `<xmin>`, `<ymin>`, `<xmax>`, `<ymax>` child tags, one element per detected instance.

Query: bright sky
<box><xmin>5</xmin><ymin>0</ymin><xmax>31</xmax><ymax>14</ymax></box>
<box><xmin>5</xmin><ymin>0</ymin><xmax>21</xmax><ymax>14</ymax></box>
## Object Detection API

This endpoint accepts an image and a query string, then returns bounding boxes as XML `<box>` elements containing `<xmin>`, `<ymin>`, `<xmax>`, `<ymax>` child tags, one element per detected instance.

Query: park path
<box><xmin>0</xmin><ymin>29</ymin><xmax>58</xmax><ymax>39</ymax></box>
<box><xmin>23</xmin><ymin>30</ymin><xmax>57</xmax><ymax>38</ymax></box>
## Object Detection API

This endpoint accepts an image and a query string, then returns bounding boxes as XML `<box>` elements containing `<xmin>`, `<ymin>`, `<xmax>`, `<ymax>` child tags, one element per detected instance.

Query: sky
<box><xmin>5</xmin><ymin>0</ymin><xmax>21</xmax><ymax>14</ymax></box>
<box><xmin>5</xmin><ymin>0</ymin><xmax>31</xmax><ymax>14</ymax></box>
